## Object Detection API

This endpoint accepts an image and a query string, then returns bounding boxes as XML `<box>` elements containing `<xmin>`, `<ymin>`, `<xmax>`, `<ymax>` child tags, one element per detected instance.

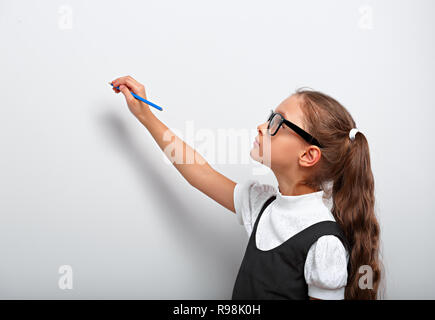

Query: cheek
<box><xmin>270</xmin><ymin>138</ymin><xmax>299</xmax><ymax>167</ymax></box>
<box><xmin>250</xmin><ymin>135</ymin><xmax>299</xmax><ymax>167</ymax></box>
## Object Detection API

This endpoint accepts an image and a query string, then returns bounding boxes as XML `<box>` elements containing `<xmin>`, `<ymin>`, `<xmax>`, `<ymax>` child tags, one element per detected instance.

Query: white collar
<box><xmin>275</xmin><ymin>186</ymin><xmax>325</xmax><ymax>207</ymax></box>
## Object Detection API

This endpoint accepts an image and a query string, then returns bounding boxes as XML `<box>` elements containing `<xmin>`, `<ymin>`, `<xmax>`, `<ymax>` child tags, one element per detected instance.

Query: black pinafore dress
<box><xmin>232</xmin><ymin>195</ymin><xmax>351</xmax><ymax>300</ymax></box>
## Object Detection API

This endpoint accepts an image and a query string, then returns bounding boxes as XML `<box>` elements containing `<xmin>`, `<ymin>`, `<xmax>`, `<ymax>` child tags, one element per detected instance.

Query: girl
<box><xmin>111</xmin><ymin>76</ymin><xmax>382</xmax><ymax>300</ymax></box>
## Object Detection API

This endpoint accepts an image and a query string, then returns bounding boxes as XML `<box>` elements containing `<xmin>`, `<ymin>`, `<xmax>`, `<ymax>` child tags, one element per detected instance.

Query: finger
<box><xmin>126</xmin><ymin>75</ymin><xmax>144</xmax><ymax>89</ymax></box>
<box><xmin>109</xmin><ymin>81</ymin><xmax>120</xmax><ymax>92</ymax></box>
<box><xmin>112</xmin><ymin>76</ymin><xmax>145</xmax><ymax>94</ymax></box>
<box><xmin>118</xmin><ymin>84</ymin><xmax>134</xmax><ymax>103</ymax></box>
<box><xmin>117</xmin><ymin>76</ymin><xmax>145</xmax><ymax>94</ymax></box>
<box><xmin>111</xmin><ymin>85</ymin><xmax>120</xmax><ymax>93</ymax></box>
<box><xmin>112</xmin><ymin>76</ymin><xmax>142</xmax><ymax>94</ymax></box>
<box><xmin>114</xmin><ymin>77</ymin><xmax>136</xmax><ymax>92</ymax></box>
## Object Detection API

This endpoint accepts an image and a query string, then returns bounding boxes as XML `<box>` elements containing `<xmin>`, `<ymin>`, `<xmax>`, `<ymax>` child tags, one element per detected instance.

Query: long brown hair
<box><xmin>294</xmin><ymin>88</ymin><xmax>383</xmax><ymax>299</ymax></box>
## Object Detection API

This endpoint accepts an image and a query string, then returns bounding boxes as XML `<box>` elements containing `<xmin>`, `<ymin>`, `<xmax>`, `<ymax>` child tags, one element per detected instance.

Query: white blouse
<box><xmin>233</xmin><ymin>179</ymin><xmax>349</xmax><ymax>300</ymax></box>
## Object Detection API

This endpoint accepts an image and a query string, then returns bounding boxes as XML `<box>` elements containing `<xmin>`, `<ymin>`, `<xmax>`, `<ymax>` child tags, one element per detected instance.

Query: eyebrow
<box><xmin>275</xmin><ymin>110</ymin><xmax>298</xmax><ymax>128</ymax></box>
<box><xmin>274</xmin><ymin>109</ymin><xmax>286</xmax><ymax>117</ymax></box>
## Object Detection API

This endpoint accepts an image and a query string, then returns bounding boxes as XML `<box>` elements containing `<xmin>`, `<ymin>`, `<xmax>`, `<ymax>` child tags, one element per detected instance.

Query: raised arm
<box><xmin>111</xmin><ymin>76</ymin><xmax>236</xmax><ymax>213</ymax></box>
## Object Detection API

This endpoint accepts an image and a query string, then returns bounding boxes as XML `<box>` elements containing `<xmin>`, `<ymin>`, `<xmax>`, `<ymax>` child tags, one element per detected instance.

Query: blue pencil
<box><xmin>109</xmin><ymin>82</ymin><xmax>163</xmax><ymax>111</ymax></box>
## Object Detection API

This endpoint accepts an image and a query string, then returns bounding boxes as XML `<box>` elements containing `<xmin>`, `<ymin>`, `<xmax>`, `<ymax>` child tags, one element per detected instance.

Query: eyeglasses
<box><xmin>267</xmin><ymin>109</ymin><xmax>323</xmax><ymax>148</ymax></box>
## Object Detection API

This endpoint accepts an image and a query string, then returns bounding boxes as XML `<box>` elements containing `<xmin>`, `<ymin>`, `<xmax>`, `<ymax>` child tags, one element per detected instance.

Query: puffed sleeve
<box><xmin>304</xmin><ymin>235</ymin><xmax>349</xmax><ymax>300</ymax></box>
<box><xmin>233</xmin><ymin>179</ymin><xmax>276</xmax><ymax>237</ymax></box>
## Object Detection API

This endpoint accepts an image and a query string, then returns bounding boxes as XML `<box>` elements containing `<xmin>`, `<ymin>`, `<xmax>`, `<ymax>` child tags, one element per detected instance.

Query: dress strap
<box><xmin>251</xmin><ymin>195</ymin><xmax>276</xmax><ymax>235</ymax></box>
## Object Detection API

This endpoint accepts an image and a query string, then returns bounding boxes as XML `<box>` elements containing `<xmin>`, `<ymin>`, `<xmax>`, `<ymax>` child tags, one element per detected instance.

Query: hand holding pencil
<box><xmin>110</xmin><ymin>76</ymin><xmax>163</xmax><ymax>120</ymax></box>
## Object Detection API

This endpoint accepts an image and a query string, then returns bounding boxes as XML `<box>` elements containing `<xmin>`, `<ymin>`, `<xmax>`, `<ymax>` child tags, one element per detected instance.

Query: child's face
<box><xmin>250</xmin><ymin>94</ymin><xmax>316</xmax><ymax>172</ymax></box>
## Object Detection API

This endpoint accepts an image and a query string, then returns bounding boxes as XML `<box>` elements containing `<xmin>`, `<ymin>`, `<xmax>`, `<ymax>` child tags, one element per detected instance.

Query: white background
<box><xmin>0</xmin><ymin>0</ymin><xmax>434</xmax><ymax>299</ymax></box>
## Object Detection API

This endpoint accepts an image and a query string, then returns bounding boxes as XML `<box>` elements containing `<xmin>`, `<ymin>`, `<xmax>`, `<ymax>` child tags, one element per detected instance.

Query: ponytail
<box><xmin>331</xmin><ymin>131</ymin><xmax>381</xmax><ymax>299</ymax></box>
<box><xmin>295</xmin><ymin>89</ymin><xmax>383</xmax><ymax>299</ymax></box>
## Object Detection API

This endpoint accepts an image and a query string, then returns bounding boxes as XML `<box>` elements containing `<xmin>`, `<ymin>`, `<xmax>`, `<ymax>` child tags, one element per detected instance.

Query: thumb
<box><xmin>119</xmin><ymin>85</ymin><xmax>133</xmax><ymax>101</ymax></box>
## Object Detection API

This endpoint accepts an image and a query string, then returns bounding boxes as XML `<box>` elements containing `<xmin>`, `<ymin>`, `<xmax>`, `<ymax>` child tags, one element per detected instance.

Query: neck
<box><xmin>275</xmin><ymin>171</ymin><xmax>320</xmax><ymax>196</ymax></box>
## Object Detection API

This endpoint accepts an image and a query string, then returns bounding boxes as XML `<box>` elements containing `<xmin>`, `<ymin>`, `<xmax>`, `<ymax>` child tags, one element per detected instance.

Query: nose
<box><xmin>257</xmin><ymin>121</ymin><xmax>268</xmax><ymax>136</ymax></box>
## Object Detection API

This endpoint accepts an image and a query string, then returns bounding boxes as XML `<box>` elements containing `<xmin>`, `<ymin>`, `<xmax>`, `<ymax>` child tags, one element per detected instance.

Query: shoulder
<box><xmin>233</xmin><ymin>179</ymin><xmax>276</xmax><ymax>230</ymax></box>
<box><xmin>304</xmin><ymin>234</ymin><xmax>349</xmax><ymax>300</ymax></box>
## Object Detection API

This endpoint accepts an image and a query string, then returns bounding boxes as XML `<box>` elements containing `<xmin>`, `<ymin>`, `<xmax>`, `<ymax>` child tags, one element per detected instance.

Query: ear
<box><xmin>299</xmin><ymin>145</ymin><xmax>321</xmax><ymax>168</ymax></box>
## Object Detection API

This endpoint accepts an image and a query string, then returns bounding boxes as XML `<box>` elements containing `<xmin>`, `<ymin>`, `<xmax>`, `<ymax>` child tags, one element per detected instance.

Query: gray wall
<box><xmin>0</xmin><ymin>0</ymin><xmax>434</xmax><ymax>299</ymax></box>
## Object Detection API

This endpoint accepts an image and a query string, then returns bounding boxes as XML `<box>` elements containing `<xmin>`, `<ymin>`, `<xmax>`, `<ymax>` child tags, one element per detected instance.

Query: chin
<box><xmin>250</xmin><ymin>149</ymin><xmax>262</xmax><ymax>163</ymax></box>
<box><xmin>251</xmin><ymin>149</ymin><xmax>273</xmax><ymax>167</ymax></box>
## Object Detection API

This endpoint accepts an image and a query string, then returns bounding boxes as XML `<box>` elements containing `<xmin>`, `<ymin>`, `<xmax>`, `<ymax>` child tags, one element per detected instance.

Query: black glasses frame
<box><xmin>267</xmin><ymin>110</ymin><xmax>323</xmax><ymax>148</ymax></box>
